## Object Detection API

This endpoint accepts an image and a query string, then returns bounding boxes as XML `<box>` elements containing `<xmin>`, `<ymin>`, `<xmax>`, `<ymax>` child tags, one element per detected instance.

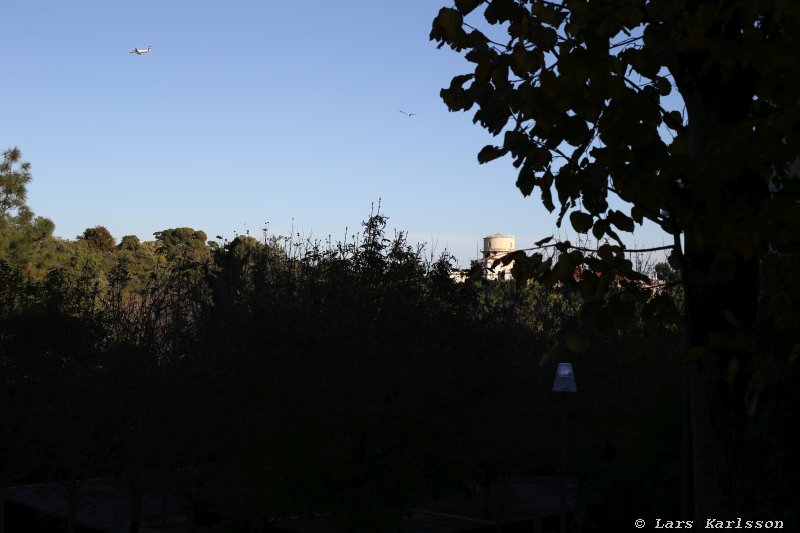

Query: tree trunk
<box><xmin>682</xmin><ymin>230</ymin><xmax>761</xmax><ymax>526</ymax></box>
<box><xmin>669</xmin><ymin>3</ymin><xmax>765</xmax><ymax>524</ymax></box>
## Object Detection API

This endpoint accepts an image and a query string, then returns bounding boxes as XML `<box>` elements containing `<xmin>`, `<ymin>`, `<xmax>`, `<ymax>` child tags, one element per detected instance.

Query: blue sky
<box><xmin>4</xmin><ymin>0</ymin><xmax>672</xmax><ymax>267</ymax></box>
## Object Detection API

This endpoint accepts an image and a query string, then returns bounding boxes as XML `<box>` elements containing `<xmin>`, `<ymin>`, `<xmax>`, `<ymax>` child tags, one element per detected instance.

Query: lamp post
<box><xmin>552</xmin><ymin>362</ymin><xmax>577</xmax><ymax>533</ymax></box>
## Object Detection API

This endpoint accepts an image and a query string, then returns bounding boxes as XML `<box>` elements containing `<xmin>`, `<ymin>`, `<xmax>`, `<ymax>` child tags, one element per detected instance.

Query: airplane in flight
<box><xmin>129</xmin><ymin>45</ymin><xmax>152</xmax><ymax>55</ymax></box>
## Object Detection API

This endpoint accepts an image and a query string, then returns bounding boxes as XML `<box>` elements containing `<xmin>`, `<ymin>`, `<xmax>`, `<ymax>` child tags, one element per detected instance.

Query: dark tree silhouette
<box><xmin>431</xmin><ymin>0</ymin><xmax>800</xmax><ymax>524</ymax></box>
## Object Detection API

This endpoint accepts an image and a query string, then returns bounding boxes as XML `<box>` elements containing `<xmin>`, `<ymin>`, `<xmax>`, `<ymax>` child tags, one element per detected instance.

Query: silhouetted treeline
<box><xmin>2</xmin><ymin>145</ymin><xmax>796</xmax><ymax>531</ymax></box>
<box><xmin>0</xmin><ymin>208</ymin><xmax>690</xmax><ymax>532</ymax></box>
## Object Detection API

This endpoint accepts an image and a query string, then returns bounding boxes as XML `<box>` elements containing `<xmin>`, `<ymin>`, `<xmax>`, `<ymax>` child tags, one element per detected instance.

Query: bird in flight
<box><xmin>399</xmin><ymin>110</ymin><xmax>417</xmax><ymax>117</ymax></box>
<box><xmin>129</xmin><ymin>45</ymin><xmax>152</xmax><ymax>55</ymax></box>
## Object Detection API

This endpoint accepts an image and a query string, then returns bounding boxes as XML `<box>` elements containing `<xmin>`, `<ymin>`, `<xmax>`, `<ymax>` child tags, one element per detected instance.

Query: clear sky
<box><xmin>4</xmin><ymin>0</ymin><xmax>671</xmax><ymax>267</ymax></box>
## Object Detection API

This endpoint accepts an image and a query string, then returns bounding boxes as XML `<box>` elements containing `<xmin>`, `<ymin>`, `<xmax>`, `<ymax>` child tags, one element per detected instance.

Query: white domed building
<box><xmin>450</xmin><ymin>233</ymin><xmax>517</xmax><ymax>282</ymax></box>
<box><xmin>479</xmin><ymin>233</ymin><xmax>516</xmax><ymax>280</ymax></box>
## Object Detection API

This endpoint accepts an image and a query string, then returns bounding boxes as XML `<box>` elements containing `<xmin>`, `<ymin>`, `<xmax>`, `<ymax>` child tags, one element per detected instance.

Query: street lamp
<box><xmin>553</xmin><ymin>363</ymin><xmax>577</xmax><ymax>533</ymax></box>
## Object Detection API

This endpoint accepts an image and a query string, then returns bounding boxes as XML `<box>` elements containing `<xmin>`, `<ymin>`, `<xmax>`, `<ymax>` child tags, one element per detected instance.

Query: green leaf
<box><xmin>540</xmin><ymin>170</ymin><xmax>555</xmax><ymax>212</ymax></box>
<box><xmin>663</xmin><ymin>110</ymin><xmax>683</xmax><ymax>132</ymax></box>
<box><xmin>570</xmin><ymin>211</ymin><xmax>594</xmax><ymax>233</ymax></box>
<box><xmin>596</xmin><ymin>243</ymin><xmax>616</xmax><ymax>262</ymax></box>
<box><xmin>629</xmin><ymin>206</ymin><xmax>643</xmax><ymax>224</ymax></box>
<box><xmin>651</xmin><ymin>76</ymin><xmax>671</xmax><ymax>97</ymax></box>
<box><xmin>516</xmin><ymin>165</ymin><xmax>535</xmax><ymax>196</ymax></box>
<box><xmin>472</xmin><ymin>100</ymin><xmax>511</xmax><ymax>135</ymax></box>
<box><xmin>450</xmin><ymin>73</ymin><xmax>475</xmax><ymax>88</ymax></box>
<box><xmin>478</xmin><ymin>144</ymin><xmax>507</xmax><ymax>164</ymax></box>
<box><xmin>511</xmin><ymin>45</ymin><xmax>541</xmax><ymax>75</ymax></box>
<box><xmin>434</xmin><ymin>7</ymin><xmax>462</xmax><ymax>35</ymax></box>
<box><xmin>592</xmin><ymin>218</ymin><xmax>609</xmax><ymax>240</ymax></box>
<box><xmin>526</xmin><ymin>145</ymin><xmax>551</xmax><ymax>170</ymax></box>
<box><xmin>532</xmin><ymin>2</ymin><xmax>567</xmax><ymax>26</ymax></box>
<box><xmin>503</xmin><ymin>129</ymin><xmax>529</xmax><ymax>154</ymax></box>
<box><xmin>455</xmin><ymin>0</ymin><xmax>484</xmax><ymax>15</ymax></box>
<box><xmin>484</xmin><ymin>0</ymin><xmax>521</xmax><ymax>24</ymax></box>
<box><xmin>562</xmin><ymin>115</ymin><xmax>590</xmax><ymax>147</ymax></box>
<box><xmin>441</xmin><ymin>85</ymin><xmax>474</xmax><ymax>112</ymax></box>
<box><xmin>530</xmin><ymin>26</ymin><xmax>558</xmax><ymax>50</ymax></box>
<box><xmin>554</xmin><ymin>240</ymin><xmax>572</xmax><ymax>253</ymax></box>
<box><xmin>430</xmin><ymin>8</ymin><xmax>465</xmax><ymax>48</ymax></box>
<box><xmin>607</xmin><ymin>210</ymin><xmax>635</xmax><ymax>232</ymax></box>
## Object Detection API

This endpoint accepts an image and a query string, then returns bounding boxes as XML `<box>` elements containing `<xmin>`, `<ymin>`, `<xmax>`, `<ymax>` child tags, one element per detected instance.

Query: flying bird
<box><xmin>129</xmin><ymin>45</ymin><xmax>152</xmax><ymax>55</ymax></box>
<box><xmin>399</xmin><ymin>110</ymin><xmax>417</xmax><ymax>117</ymax></box>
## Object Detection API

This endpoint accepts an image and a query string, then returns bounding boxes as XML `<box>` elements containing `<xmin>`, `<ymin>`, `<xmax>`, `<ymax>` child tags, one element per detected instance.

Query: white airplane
<box><xmin>129</xmin><ymin>45</ymin><xmax>152</xmax><ymax>55</ymax></box>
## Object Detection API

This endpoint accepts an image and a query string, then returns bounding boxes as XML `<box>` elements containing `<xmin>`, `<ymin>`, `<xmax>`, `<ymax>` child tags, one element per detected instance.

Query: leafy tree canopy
<box><xmin>79</xmin><ymin>226</ymin><xmax>116</xmax><ymax>253</ymax></box>
<box><xmin>153</xmin><ymin>227</ymin><xmax>211</xmax><ymax>264</ymax></box>
<box><xmin>0</xmin><ymin>147</ymin><xmax>31</xmax><ymax>218</ymax></box>
<box><xmin>431</xmin><ymin>0</ymin><xmax>800</xmax><ymax>521</ymax></box>
<box><xmin>430</xmin><ymin>0</ymin><xmax>800</xmax><ymax>370</ymax></box>
<box><xmin>0</xmin><ymin>148</ymin><xmax>55</xmax><ymax>272</ymax></box>
<box><xmin>118</xmin><ymin>235</ymin><xmax>141</xmax><ymax>252</ymax></box>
